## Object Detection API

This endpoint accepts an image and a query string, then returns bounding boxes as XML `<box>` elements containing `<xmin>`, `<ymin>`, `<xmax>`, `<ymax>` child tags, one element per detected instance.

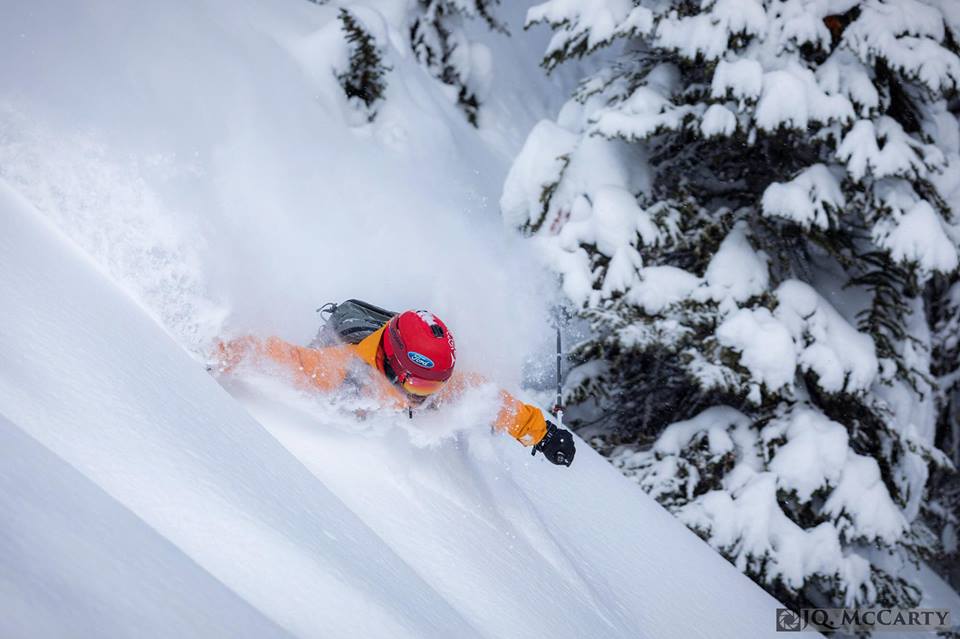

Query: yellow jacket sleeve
<box><xmin>494</xmin><ymin>391</ymin><xmax>548</xmax><ymax>447</ymax></box>
<box><xmin>214</xmin><ymin>336</ymin><xmax>351</xmax><ymax>392</ymax></box>
<box><xmin>442</xmin><ymin>372</ymin><xmax>548</xmax><ymax>447</ymax></box>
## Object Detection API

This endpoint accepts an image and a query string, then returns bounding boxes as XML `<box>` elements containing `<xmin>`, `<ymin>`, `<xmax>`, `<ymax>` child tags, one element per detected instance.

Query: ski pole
<box><xmin>554</xmin><ymin>305</ymin><xmax>564</xmax><ymax>429</ymax></box>
<box><xmin>534</xmin><ymin>305</ymin><xmax>566</xmax><ymax>459</ymax></box>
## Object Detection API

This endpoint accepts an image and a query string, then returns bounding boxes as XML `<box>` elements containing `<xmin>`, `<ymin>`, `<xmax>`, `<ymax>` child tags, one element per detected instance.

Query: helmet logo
<box><xmin>407</xmin><ymin>351</ymin><xmax>434</xmax><ymax>369</ymax></box>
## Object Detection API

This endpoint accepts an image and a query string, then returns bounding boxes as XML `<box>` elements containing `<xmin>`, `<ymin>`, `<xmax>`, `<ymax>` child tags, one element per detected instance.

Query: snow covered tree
<box><xmin>408</xmin><ymin>0</ymin><xmax>504</xmax><ymax>126</ymax></box>
<box><xmin>337</xmin><ymin>8</ymin><xmax>390</xmax><ymax>122</ymax></box>
<box><xmin>502</xmin><ymin>0</ymin><xmax>960</xmax><ymax>611</ymax></box>
<box><xmin>928</xmin><ymin>268</ymin><xmax>960</xmax><ymax>588</ymax></box>
<box><xmin>311</xmin><ymin>0</ymin><xmax>502</xmax><ymax>125</ymax></box>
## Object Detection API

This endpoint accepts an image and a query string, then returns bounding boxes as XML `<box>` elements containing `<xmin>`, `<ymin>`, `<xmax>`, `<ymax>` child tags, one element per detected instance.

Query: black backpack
<box><xmin>311</xmin><ymin>299</ymin><xmax>397</xmax><ymax>347</ymax></box>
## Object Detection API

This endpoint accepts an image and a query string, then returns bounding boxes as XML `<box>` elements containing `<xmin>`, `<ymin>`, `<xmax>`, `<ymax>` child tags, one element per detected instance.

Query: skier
<box><xmin>213</xmin><ymin>305</ymin><xmax>576</xmax><ymax>466</ymax></box>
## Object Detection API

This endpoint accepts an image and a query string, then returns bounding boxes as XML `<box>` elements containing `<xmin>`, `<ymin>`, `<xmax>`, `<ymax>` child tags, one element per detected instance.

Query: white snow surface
<box><xmin>0</xmin><ymin>180</ymin><xmax>783</xmax><ymax>637</ymax></box>
<box><xmin>761</xmin><ymin>164</ymin><xmax>845</xmax><ymax>230</ymax></box>
<box><xmin>0</xmin><ymin>0</ymin><xmax>785</xmax><ymax>637</ymax></box>
<box><xmin>874</xmin><ymin>199</ymin><xmax>960</xmax><ymax>275</ymax></box>
<box><xmin>627</xmin><ymin>265</ymin><xmax>702</xmax><ymax>315</ymax></box>
<box><xmin>700</xmin><ymin>104</ymin><xmax>738</xmax><ymax>137</ymax></box>
<box><xmin>711</xmin><ymin>58</ymin><xmax>764</xmax><ymax>102</ymax></box>
<box><xmin>717</xmin><ymin>307</ymin><xmax>797</xmax><ymax>393</ymax></box>
<box><xmin>703</xmin><ymin>221</ymin><xmax>770</xmax><ymax>303</ymax></box>
<box><xmin>775</xmin><ymin>280</ymin><xmax>879</xmax><ymax>394</ymax></box>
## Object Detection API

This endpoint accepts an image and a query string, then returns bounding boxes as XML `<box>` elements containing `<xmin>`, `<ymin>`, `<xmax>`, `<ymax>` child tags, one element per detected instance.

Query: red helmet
<box><xmin>382</xmin><ymin>310</ymin><xmax>456</xmax><ymax>397</ymax></box>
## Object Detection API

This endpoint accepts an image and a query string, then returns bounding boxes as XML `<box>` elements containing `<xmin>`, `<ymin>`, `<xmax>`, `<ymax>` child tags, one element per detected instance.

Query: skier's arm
<box><xmin>212</xmin><ymin>336</ymin><xmax>350</xmax><ymax>391</ymax></box>
<box><xmin>494</xmin><ymin>391</ymin><xmax>548</xmax><ymax>446</ymax></box>
<box><xmin>493</xmin><ymin>389</ymin><xmax>576</xmax><ymax>465</ymax></box>
<box><xmin>443</xmin><ymin>372</ymin><xmax>550</xmax><ymax>447</ymax></box>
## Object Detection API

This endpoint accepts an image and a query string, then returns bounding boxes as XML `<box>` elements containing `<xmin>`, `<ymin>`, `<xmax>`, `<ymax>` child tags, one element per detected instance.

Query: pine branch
<box><xmin>337</xmin><ymin>9</ymin><xmax>390</xmax><ymax>121</ymax></box>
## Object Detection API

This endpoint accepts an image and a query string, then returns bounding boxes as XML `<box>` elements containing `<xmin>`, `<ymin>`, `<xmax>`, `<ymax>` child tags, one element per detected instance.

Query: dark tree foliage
<box><xmin>926</xmin><ymin>269</ymin><xmax>960</xmax><ymax>591</ymax></box>
<box><xmin>337</xmin><ymin>8</ymin><xmax>389</xmax><ymax>122</ymax></box>
<box><xmin>409</xmin><ymin>0</ymin><xmax>505</xmax><ymax>126</ymax></box>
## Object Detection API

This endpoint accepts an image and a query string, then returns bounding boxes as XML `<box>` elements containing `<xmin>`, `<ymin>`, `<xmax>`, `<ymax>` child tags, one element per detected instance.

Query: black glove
<box><xmin>533</xmin><ymin>421</ymin><xmax>576</xmax><ymax>467</ymax></box>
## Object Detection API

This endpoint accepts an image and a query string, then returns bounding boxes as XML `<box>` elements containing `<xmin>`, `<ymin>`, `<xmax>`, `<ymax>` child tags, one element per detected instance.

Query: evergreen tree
<box><xmin>337</xmin><ymin>8</ymin><xmax>390</xmax><ymax>122</ymax></box>
<box><xmin>928</xmin><ymin>268</ymin><xmax>960</xmax><ymax>589</ymax></box>
<box><xmin>409</xmin><ymin>0</ymin><xmax>505</xmax><ymax>126</ymax></box>
<box><xmin>503</xmin><ymin>0</ymin><xmax>960</xmax><ymax>610</ymax></box>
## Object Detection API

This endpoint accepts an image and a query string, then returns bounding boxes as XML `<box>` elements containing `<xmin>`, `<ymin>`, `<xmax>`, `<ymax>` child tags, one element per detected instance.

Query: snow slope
<box><xmin>0</xmin><ymin>182</ymin><xmax>482</xmax><ymax>638</ymax></box>
<box><xmin>0</xmin><ymin>173</ymin><xmax>784</xmax><ymax>637</ymax></box>
<box><xmin>1</xmin><ymin>0</ymin><xmax>788</xmax><ymax>636</ymax></box>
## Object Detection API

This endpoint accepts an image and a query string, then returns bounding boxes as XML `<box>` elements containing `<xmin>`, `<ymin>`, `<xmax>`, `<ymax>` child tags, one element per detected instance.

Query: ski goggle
<box><xmin>396</xmin><ymin>373</ymin><xmax>447</xmax><ymax>397</ymax></box>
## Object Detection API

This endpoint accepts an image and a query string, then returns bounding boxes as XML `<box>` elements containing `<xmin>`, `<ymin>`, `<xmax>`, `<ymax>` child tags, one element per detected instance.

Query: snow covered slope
<box><xmin>1</xmin><ymin>0</ymin><xmax>787</xmax><ymax>636</ymax></box>
<box><xmin>0</xmin><ymin>173</ymin><xmax>783</xmax><ymax>637</ymax></box>
<box><xmin>0</xmin><ymin>182</ymin><xmax>483</xmax><ymax>638</ymax></box>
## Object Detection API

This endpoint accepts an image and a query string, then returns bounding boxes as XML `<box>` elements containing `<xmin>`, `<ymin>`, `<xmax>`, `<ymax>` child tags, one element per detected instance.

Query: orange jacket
<box><xmin>215</xmin><ymin>324</ymin><xmax>548</xmax><ymax>446</ymax></box>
